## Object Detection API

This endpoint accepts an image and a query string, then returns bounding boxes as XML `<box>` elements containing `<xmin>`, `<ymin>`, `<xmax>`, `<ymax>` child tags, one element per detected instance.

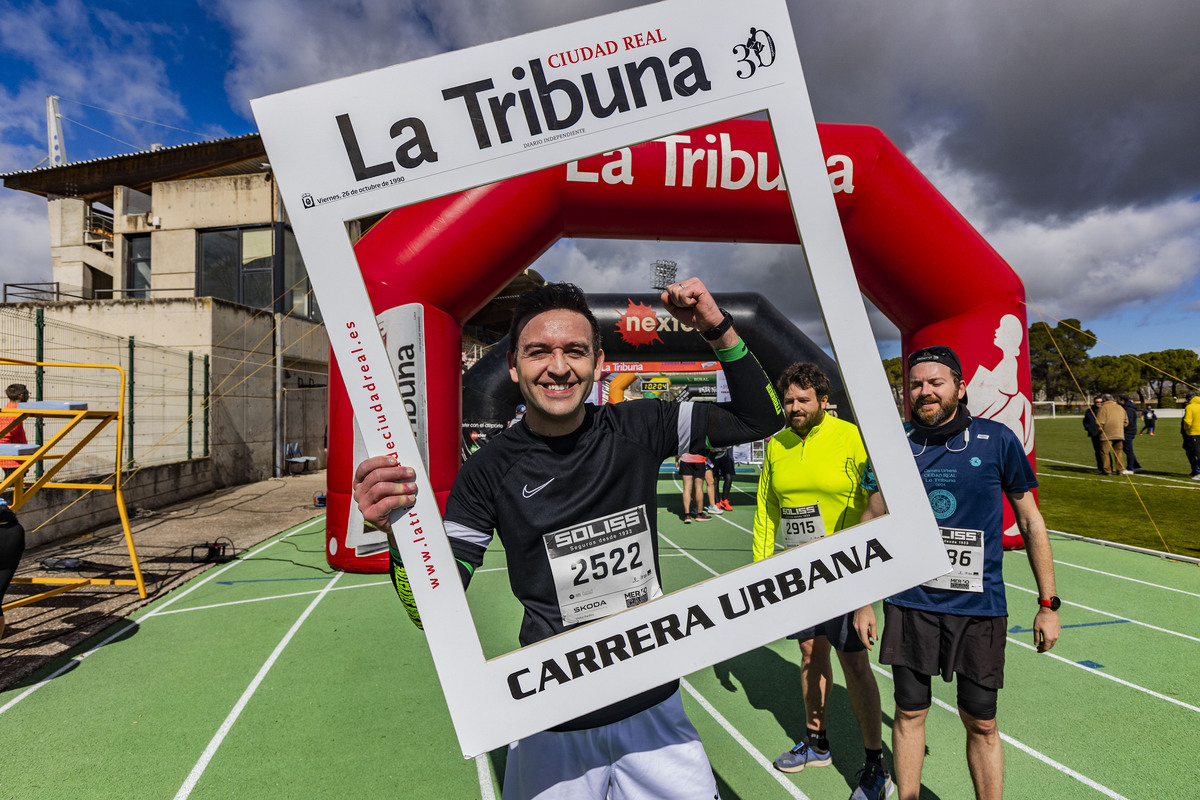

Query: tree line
<box><xmin>879</xmin><ymin>319</ymin><xmax>1199</xmax><ymax>409</ymax></box>
<box><xmin>1028</xmin><ymin>319</ymin><xmax>1198</xmax><ymax>407</ymax></box>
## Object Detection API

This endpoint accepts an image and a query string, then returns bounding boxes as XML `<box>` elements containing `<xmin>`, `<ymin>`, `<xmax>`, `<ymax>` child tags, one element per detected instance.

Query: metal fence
<box><xmin>0</xmin><ymin>306</ymin><xmax>207</xmax><ymax>480</ymax></box>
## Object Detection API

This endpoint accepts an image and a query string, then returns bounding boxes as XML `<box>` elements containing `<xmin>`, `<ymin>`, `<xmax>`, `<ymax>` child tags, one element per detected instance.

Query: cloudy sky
<box><xmin>1</xmin><ymin>0</ymin><xmax>1197</xmax><ymax>358</ymax></box>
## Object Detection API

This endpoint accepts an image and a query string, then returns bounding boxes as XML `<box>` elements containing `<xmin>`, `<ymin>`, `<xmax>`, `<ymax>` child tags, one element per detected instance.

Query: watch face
<box><xmin>1042</xmin><ymin>596</ymin><xmax>1061</xmax><ymax>611</ymax></box>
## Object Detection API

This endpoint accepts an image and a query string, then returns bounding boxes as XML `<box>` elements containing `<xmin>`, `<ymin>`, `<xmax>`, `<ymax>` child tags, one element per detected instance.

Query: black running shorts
<box><xmin>879</xmin><ymin>602</ymin><xmax>1006</xmax><ymax>689</ymax></box>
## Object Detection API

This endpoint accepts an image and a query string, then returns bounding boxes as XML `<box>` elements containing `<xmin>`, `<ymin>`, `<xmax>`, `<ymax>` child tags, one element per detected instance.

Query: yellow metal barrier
<box><xmin>0</xmin><ymin>357</ymin><xmax>146</xmax><ymax>607</ymax></box>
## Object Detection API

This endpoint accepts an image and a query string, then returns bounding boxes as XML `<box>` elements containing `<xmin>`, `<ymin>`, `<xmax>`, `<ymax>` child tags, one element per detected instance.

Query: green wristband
<box><xmin>714</xmin><ymin>339</ymin><xmax>748</xmax><ymax>362</ymax></box>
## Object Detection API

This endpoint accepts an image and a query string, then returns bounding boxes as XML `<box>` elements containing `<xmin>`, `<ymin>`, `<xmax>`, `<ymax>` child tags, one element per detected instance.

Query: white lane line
<box><xmin>659</xmin><ymin>528</ymin><xmax>815</xmax><ymax>796</ymax></box>
<box><xmin>660</xmin><ymin>479</ymin><xmax>783</xmax><ymax>552</ymax></box>
<box><xmin>151</xmin><ymin>579</ymin><xmax>391</xmax><ymax>615</ymax></box>
<box><xmin>1035</xmin><ymin>470</ymin><xmax>1199</xmax><ymax>491</ymax></box>
<box><xmin>681</xmin><ymin>678</ymin><xmax>812</xmax><ymax>800</ymax></box>
<box><xmin>1004</xmin><ymin>582</ymin><xmax>1200</xmax><ymax>644</ymax></box>
<box><xmin>1037</xmin><ymin>459</ymin><xmax>1197</xmax><ymax>487</ymax></box>
<box><xmin>174</xmin><ymin>570</ymin><xmax>344</xmax><ymax>799</ymax></box>
<box><xmin>1051</xmin><ymin>560</ymin><xmax>1200</xmax><ymax>599</ymax></box>
<box><xmin>1006</xmin><ymin>636</ymin><xmax>1200</xmax><ymax>714</ymax></box>
<box><xmin>0</xmin><ymin>518</ymin><xmax>324</xmax><ymax>717</ymax></box>
<box><xmin>870</xmin><ymin>663</ymin><xmax>1129</xmax><ymax>799</ymax></box>
<box><xmin>475</xmin><ymin>754</ymin><xmax>498</xmax><ymax>800</ymax></box>
<box><xmin>659</xmin><ymin>532</ymin><xmax>721</xmax><ymax>576</ymax></box>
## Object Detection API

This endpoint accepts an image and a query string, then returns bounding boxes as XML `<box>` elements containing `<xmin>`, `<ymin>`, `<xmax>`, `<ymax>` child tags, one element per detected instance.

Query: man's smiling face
<box><xmin>508</xmin><ymin>308</ymin><xmax>603</xmax><ymax>437</ymax></box>
<box><xmin>909</xmin><ymin>361</ymin><xmax>965</xmax><ymax>427</ymax></box>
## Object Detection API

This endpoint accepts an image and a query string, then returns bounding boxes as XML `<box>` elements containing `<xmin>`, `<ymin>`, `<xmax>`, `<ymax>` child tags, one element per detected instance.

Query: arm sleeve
<box><xmin>694</xmin><ymin>339</ymin><xmax>784</xmax><ymax>450</ymax></box>
<box><xmin>751</xmin><ymin>448</ymin><xmax>778</xmax><ymax>561</ymax></box>
<box><xmin>385</xmin><ymin>524</ymin><xmax>481</xmax><ymax>631</ymax></box>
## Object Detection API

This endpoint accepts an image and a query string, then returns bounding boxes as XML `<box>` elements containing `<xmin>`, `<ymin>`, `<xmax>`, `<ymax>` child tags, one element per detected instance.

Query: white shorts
<box><xmin>502</xmin><ymin>689</ymin><xmax>719</xmax><ymax>800</ymax></box>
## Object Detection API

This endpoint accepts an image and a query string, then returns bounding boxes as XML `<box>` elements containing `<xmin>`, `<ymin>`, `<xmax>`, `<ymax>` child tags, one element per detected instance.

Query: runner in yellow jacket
<box><xmin>752</xmin><ymin>362</ymin><xmax>891</xmax><ymax>800</ymax></box>
<box><xmin>752</xmin><ymin>414</ymin><xmax>869</xmax><ymax>559</ymax></box>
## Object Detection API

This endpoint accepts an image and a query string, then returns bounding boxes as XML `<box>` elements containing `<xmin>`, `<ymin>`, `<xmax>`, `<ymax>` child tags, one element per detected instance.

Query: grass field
<box><xmin>1032</xmin><ymin>417</ymin><xmax>1198</xmax><ymax>558</ymax></box>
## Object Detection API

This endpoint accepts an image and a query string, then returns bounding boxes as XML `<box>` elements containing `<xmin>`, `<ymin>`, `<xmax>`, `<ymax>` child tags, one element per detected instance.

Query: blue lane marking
<box><xmin>216</xmin><ymin>576</ymin><xmax>335</xmax><ymax>585</ymax></box>
<box><xmin>1008</xmin><ymin>619</ymin><xmax>1130</xmax><ymax>634</ymax></box>
<box><xmin>1076</xmin><ymin>660</ymin><xmax>1105</xmax><ymax>669</ymax></box>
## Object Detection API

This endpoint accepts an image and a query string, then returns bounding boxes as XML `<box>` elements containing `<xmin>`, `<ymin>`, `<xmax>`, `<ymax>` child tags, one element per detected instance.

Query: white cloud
<box><xmin>0</xmin><ymin>0</ymin><xmax>187</xmax><ymax>160</ymax></box>
<box><xmin>213</xmin><ymin>0</ymin><xmax>652</xmax><ymax>119</ymax></box>
<box><xmin>0</xmin><ymin>192</ymin><xmax>51</xmax><ymax>287</ymax></box>
<box><xmin>529</xmin><ymin>236</ymin><xmax>901</xmax><ymax>355</ymax></box>
<box><xmin>906</xmin><ymin>127</ymin><xmax>1200</xmax><ymax>326</ymax></box>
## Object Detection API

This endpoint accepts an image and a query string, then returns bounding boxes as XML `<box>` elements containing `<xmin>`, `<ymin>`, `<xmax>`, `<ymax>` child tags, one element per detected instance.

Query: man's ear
<box><xmin>508</xmin><ymin>350</ymin><xmax>518</xmax><ymax>384</ymax></box>
<box><xmin>593</xmin><ymin>349</ymin><xmax>605</xmax><ymax>382</ymax></box>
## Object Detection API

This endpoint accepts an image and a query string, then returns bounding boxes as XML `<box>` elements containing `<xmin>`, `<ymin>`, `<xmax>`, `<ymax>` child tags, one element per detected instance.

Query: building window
<box><xmin>198</xmin><ymin>227</ymin><xmax>268</xmax><ymax>308</ymax></box>
<box><xmin>197</xmin><ymin>225</ymin><xmax>318</xmax><ymax>320</ymax></box>
<box><xmin>126</xmin><ymin>233</ymin><xmax>151</xmax><ymax>298</ymax></box>
<box><xmin>282</xmin><ymin>228</ymin><xmax>320</xmax><ymax>322</ymax></box>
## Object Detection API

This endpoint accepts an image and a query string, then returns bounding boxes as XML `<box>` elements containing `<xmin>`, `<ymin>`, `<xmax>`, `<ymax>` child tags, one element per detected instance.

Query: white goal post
<box><xmin>1032</xmin><ymin>401</ymin><xmax>1057</xmax><ymax>418</ymax></box>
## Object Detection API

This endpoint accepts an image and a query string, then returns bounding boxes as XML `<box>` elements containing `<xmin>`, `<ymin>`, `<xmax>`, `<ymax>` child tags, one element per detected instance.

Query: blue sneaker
<box><xmin>773</xmin><ymin>740</ymin><xmax>832</xmax><ymax>773</ymax></box>
<box><xmin>849</xmin><ymin>761</ymin><xmax>894</xmax><ymax>799</ymax></box>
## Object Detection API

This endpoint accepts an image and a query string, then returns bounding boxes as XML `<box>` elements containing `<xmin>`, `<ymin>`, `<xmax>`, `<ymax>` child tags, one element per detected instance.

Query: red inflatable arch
<box><xmin>327</xmin><ymin>119</ymin><xmax>1035</xmax><ymax>572</ymax></box>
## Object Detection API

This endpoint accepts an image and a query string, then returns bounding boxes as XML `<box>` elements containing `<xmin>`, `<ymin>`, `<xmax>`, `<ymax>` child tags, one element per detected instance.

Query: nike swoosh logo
<box><xmin>522</xmin><ymin>478</ymin><xmax>555</xmax><ymax>498</ymax></box>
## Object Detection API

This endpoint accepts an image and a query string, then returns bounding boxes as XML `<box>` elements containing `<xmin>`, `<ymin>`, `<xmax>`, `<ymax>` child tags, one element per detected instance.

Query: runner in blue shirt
<box><xmin>852</xmin><ymin>345</ymin><xmax>1060</xmax><ymax>800</ymax></box>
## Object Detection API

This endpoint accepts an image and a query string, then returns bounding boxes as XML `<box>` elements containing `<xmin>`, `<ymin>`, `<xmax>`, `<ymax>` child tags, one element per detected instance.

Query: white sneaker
<box><xmin>1190</xmin><ymin>474</ymin><xmax>1200</xmax><ymax>481</ymax></box>
<box><xmin>1121</xmin><ymin>470</ymin><xmax>1134</xmax><ymax>475</ymax></box>
<box><xmin>706</xmin><ymin>504</ymin><xmax>724</xmax><ymax>514</ymax></box>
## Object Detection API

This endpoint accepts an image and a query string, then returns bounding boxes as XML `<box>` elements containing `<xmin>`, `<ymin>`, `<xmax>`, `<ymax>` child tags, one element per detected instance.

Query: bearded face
<box><xmin>909</xmin><ymin>362</ymin><xmax>964</xmax><ymax>427</ymax></box>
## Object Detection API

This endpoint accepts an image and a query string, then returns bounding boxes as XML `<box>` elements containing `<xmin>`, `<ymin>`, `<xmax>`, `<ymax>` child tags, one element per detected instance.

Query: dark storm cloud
<box><xmin>791</xmin><ymin>0</ymin><xmax>1200</xmax><ymax>220</ymax></box>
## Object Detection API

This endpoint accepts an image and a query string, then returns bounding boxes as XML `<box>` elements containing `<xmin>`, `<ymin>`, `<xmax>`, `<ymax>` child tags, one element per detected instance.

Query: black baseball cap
<box><xmin>907</xmin><ymin>345</ymin><xmax>963</xmax><ymax>376</ymax></box>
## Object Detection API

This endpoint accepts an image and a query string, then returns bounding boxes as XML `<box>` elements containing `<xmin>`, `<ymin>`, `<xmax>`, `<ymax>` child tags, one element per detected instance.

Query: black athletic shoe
<box><xmin>849</xmin><ymin>761</ymin><xmax>894</xmax><ymax>799</ymax></box>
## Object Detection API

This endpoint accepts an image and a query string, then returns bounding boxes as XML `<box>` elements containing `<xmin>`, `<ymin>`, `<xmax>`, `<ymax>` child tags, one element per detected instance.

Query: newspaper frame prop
<box><xmin>253</xmin><ymin>0</ymin><xmax>950</xmax><ymax>757</ymax></box>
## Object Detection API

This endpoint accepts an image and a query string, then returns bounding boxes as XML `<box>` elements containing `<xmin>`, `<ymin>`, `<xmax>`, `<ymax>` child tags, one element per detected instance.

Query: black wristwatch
<box><xmin>1037</xmin><ymin>596</ymin><xmax>1061</xmax><ymax>611</ymax></box>
<box><xmin>700</xmin><ymin>309</ymin><xmax>734</xmax><ymax>341</ymax></box>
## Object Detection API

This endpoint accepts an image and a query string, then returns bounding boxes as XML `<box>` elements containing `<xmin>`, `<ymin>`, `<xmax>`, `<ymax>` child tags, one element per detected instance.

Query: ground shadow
<box><xmin>3</xmin><ymin>618</ymin><xmax>140</xmax><ymax>692</ymax></box>
<box><xmin>712</xmin><ymin>645</ymin><xmax>945</xmax><ymax>800</ymax></box>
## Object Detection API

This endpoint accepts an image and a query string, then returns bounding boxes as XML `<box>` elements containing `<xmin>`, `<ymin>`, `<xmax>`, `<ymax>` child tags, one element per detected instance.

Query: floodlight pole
<box><xmin>651</xmin><ymin>259</ymin><xmax>677</xmax><ymax>291</ymax></box>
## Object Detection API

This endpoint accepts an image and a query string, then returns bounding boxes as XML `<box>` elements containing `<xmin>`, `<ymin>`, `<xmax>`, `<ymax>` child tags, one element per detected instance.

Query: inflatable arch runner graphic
<box><xmin>326</xmin><ymin>119</ymin><xmax>1035</xmax><ymax>573</ymax></box>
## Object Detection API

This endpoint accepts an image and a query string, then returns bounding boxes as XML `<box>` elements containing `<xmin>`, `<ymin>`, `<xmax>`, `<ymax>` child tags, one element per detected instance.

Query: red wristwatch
<box><xmin>1038</xmin><ymin>596</ymin><xmax>1061</xmax><ymax>611</ymax></box>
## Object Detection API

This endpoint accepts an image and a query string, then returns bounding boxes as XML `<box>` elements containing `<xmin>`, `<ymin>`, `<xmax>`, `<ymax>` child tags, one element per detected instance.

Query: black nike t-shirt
<box><xmin>441</xmin><ymin>343</ymin><xmax>783</xmax><ymax>730</ymax></box>
<box><xmin>446</xmin><ymin>399</ymin><xmax>698</xmax><ymax>730</ymax></box>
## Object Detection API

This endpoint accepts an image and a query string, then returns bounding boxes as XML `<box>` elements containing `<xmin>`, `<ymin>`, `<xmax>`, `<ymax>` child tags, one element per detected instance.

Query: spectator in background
<box><xmin>1139</xmin><ymin>407</ymin><xmax>1157</xmax><ymax>436</ymax></box>
<box><xmin>703</xmin><ymin>451</ymin><xmax>724</xmax><ymax>515</ymax></box>
<box><xmin>711</xmin><ymin>446</ymin><xmax>736</xmax><ymax>511</ymax></box>
<box><xmin>1081</xmin><ymin>397</ymin><xmax>1105</xmax><ymax>474</ymax></box>
<box><xmin>1096</xmin><ymin>394</ymin><xmax>1130</xmax><ymax>475</ymax></box>
<box><xmin>507</xmin><ymin>404</ymin><xmax>527</xmax><ymax>429</ymax></box>
<box><xmin>1183</xmin><ymin>392</ymin><xmax>1200</xmax><ymax>480</ymax></box>
<box><xmin>679</xmin><ymin>451</ymin><xmax>713</xmax><ymax>523</ymax></box>
<box><xmin>1119</xmin><ymin>395</ymin><xmax>1143</xmax><ymax>473</ymax></box>
<box><xmin>0</xmin><ymin>384</ymin><xmax>30</xmax><ymax>479</ymax></box>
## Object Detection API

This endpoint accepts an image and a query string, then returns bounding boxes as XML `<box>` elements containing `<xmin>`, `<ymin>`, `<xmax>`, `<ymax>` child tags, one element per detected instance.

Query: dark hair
<box><xmin>507</xmin><ymin>282</ymin><xmax>601</xmax><ymax>356</ymax></box>
<box><xmin>776</xmin><ymin>362</ymin><xmax>831</xmax><ymax>399</ymax></box>
<box><xmin>6</xmin><ymin>384</ymin><xmax>28</xmax><ymax>402</ymax></box>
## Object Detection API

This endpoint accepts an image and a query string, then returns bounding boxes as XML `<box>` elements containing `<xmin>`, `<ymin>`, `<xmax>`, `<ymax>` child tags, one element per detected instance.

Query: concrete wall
<box><xmin>34</xmin><ymin>170</ymin><xmax>328</xmax><ymax>500</ymax></box>
<box><xmin>29</xmin><ymin>298</ymin><xmax>328</xmax><ymax>488</ymax></box>
<box><xmin>151</xmin><ymin>173</ymin><xmax>275</xmax><ymax>229</ymax></box>
<box><xmin>14</xmin><ymin>458</ymin><xmax>215</xmax><ymax>549</ymax></box>
<box><xmin>47</xmin><ymin>197</ymin><xmax>115</xmax><ymax>296</ymax></box>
